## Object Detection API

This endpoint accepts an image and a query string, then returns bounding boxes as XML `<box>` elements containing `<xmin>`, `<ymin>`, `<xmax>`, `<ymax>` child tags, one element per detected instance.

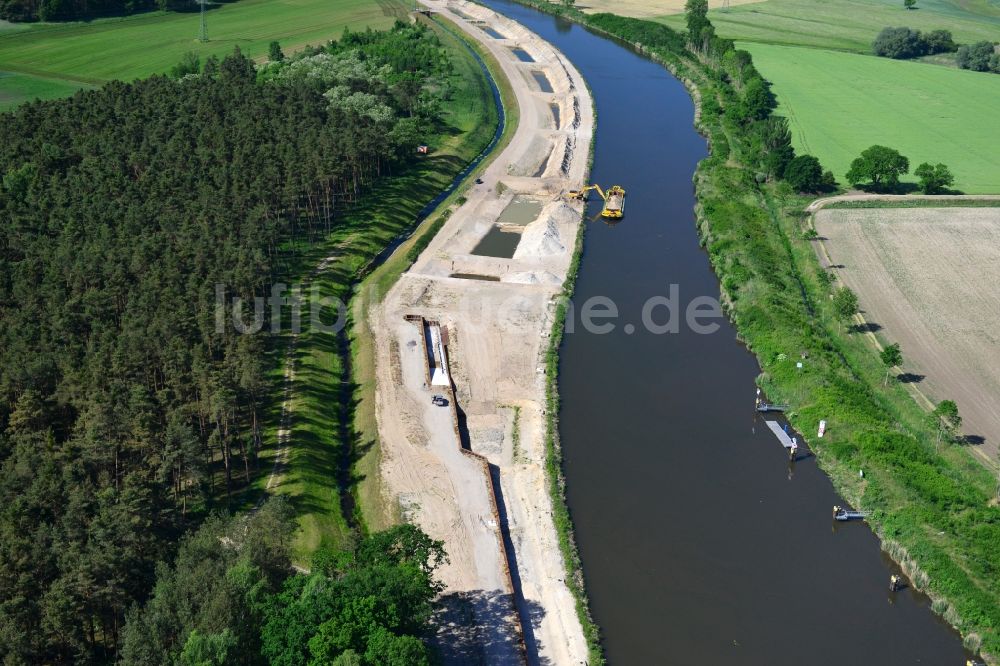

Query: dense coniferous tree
<box><xmin>0</xmin><ymin>24</ymin><xmax>450</xmax><ymax>663</ymax></box>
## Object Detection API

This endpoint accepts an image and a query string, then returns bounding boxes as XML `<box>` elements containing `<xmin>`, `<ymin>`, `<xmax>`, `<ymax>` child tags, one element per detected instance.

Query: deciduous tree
<box><xmin>269</xmin><ymin>40</ymin><xmax>285</xmax><ymax>62</ymax></box>
<box><xmin>914</xmin><ymin>162</ymin><xmax>954</xmax><ymax>194</ymax></box>
<box><xmin>833</xmin><ymin>286</ymin><xmax>859</xmax><ymax>326</ymax></box>
<box><xmin>685</xmin><ymin>0</ymin><xmax>711</xmax><ymax>47</ymax></box>
<box><xmin>932</xmin><ymin>400</ymin><xmax>962</xmax><ymax>446</ymax></box>
<box><xmin>957</xmin><ymin>41</ymin><xmax>997</xmax><ymax>71</ymax></box>
<box><xmin>784</xmin><ymin>154</ymin><xmax>824</xmax><ymax>192</ymax></box>
<box><xmin>880</xmin><ymin>342</ymin><xmax>903</xmax><ymax>385</ymax></box>
<box><xmin>845</xmin><ymin>145</ymin><xmax>909</xmax><ymax>190</ymax></box>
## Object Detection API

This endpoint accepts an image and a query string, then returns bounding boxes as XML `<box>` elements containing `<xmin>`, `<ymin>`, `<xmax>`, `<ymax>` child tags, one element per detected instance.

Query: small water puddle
<box><xmin>550</xmin><ymin>103</ymin><xmax>561</xmax><ymax>129</ymax></box>
<box><xmin>497</xmin><ymin>195</ymin><xmax>543</xmax><ymax>225</ymax></box>
<box><xmin>472</xmin><ymin>226</ymin><xmax>522</xmax><ymax>258</ymax></box>
<box><xmin>510</xmin><ymin>47</ymin><xmax>534</xmax><ymax>62</ymax></box>
<box><xmin>483</xmin><ymin>26</ymin><xmax>506</xmax><ymax>39</ymax></box>
<box><xmin>531</xmin><ymin>70</ymin><xmax>553</xmax><ymax>93</ymax></box>
<box><xmin>450</xmin><ymin>273</ymin><xmax>501</xmax><ymax>282</ymax></box>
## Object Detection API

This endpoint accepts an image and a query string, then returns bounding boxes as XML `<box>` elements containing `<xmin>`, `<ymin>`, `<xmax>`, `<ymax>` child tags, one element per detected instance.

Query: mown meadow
<box><xmin>655</xmin><ymin>0</ymin><xmax>1000</xmax><ymax>52</ymax></box>
<box><xmin>651</xmin><ymin>0</ymin><xmax>1000</xmax><ymax>195</ymax></box>
<box><xmin>0</xmin><ymin>0</ymin><xmax>398</xmax><ymax>108</ymax></box>
<box><xmin>745</xmin><ymin>44</ymin><xmax>1000</xmax><ymax>193</ymax></box>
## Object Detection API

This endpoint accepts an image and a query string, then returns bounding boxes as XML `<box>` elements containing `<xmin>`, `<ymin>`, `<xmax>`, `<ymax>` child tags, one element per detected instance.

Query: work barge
<box><xmin>568</xmin><ymin>183</ymin><xmax>626</xmax><ymax>219</ymax></box>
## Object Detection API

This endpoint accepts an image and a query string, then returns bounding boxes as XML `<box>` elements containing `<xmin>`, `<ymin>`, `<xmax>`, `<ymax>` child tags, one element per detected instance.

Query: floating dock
<box><xmin>765</xmin><ymin>420</ymin><xmax>799</xmax><ymax>450</ymax></box>
<box><xmin>833</xmin><ymin>505</ymin><xmax>868</xmax><ymax>522</ymax></box>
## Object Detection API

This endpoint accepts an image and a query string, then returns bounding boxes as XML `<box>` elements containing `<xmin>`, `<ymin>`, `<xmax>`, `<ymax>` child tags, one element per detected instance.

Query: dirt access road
<box><xmin>814</xmin><ymin>202</ymin><xmax>1000</xmax><ymax>467</ymax></box>
<box><xmin>370</xmin><ymin>2</ymin><xmax>593</xmax><ymax>664</ymax></box>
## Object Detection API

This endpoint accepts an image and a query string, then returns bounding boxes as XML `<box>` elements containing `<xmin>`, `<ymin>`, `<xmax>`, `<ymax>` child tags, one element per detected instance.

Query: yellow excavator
<box><xmin>566</xmin><ymin>184</ymin><xmax>626</xmax><ymax>219</ymax></box>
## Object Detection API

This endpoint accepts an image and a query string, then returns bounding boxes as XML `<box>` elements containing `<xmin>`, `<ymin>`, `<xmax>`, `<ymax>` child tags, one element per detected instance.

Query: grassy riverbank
<box><xmin>506</xmin><ymin>0</ymin><xmax>1000</xmax><ymax>660</ymax></box>
<box><xmin>543</xmin><ymin>196</ymin><xmax>605</xmax><ymax>665</ymax></box>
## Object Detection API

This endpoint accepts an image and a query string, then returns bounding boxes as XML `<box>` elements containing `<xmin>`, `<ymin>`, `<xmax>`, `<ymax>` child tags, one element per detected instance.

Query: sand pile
<box><xmin>504</xmin><ymin>271</ymin><xmax>562</xmax><ymax>285</ymax></box>
<box><xmin>513</xmin><ymin>202</ymin><xmax>576</xmax><ymax>259</ymax></box>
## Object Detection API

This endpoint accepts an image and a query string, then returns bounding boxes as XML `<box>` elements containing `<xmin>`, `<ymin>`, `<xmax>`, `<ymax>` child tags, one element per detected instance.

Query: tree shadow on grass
<box><xmin>855</xmin><ymin>182</ymin><xmax>922</xmax><ymax>194</ymax></box>
<box><xmin>850</xmin><ymin>321</ymin><xmax>882</xmax><ymax>334</ymax></box>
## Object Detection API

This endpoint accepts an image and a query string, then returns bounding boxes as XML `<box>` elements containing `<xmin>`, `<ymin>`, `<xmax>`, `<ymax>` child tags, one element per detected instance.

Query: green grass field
<box><xmin>657</xmin><ymin>0</ymin><xmax>1000</xmax><ymax>52</ymax></box>
<box><xmin>0</xmin><ymin>0</ymin><xmax>398</xmax><ymax>108</ymax></box>
<box><xmin>0</xmin><ymin>70</ymin><xmax>93</xmax><ymax>109</ymax></box>
<box><xmin>744</xmin><ymin>44</ymin><xmax>1000</xmax><ymax>193</ymax></box>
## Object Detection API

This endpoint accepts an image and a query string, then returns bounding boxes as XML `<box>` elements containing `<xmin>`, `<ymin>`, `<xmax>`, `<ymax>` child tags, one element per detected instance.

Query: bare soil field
<box><xmin>815</xmin><ymin>206</ymin><xmax>1000</xmax><ymax>464</ymax></box>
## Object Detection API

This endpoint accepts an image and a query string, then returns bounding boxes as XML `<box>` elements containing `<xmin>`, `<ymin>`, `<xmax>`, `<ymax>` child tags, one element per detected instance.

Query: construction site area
<box><xmin>368</xmin><ymin>1</ymin><xmax>594</xmax><ymax>663</ymax></box>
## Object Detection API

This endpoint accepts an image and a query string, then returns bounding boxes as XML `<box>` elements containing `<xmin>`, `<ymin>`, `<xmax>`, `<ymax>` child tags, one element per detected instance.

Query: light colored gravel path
<box><xmin>806</xmin><ymin>193</ymin><xmax>1000</xmax><ymax>213</ymax></box>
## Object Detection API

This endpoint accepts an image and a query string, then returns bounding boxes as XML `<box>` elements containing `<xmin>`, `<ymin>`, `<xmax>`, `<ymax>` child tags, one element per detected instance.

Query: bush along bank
<box><xmin>544</xmin><ymin>203</ymin><xmax>604</xmax><ymax>665</ymax></box>
<box><xmin>500</xmin><ymin>0</ymin><xmax>1000</xmax><ymax>661</ymax></box>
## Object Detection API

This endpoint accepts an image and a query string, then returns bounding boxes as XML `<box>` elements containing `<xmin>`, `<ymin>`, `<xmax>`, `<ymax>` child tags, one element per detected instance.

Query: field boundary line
<box><xmin>806</xmin><ymin>193</ymin><xmax>1000</xmax><ymax>212</ymax></box>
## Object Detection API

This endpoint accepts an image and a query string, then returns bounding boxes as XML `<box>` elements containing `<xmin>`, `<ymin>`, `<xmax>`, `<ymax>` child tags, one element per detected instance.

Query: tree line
<box><xmin>872</xmin><ymin>25</ymin><xmax>1000</xmax><ymax>74</ymax></box>
<box><xmin>872</xmin><ymin>26</ymin><xmax>956</xmax><ymax>59</ymax></box>
<box><xmin>680</xmin><ymin>0</ymin><xmax>836</xmax><ymax>193</ymax></box>
<box><xmin>0</xmin><ymin>0</ymin><xmax>223</xmax><ymax>24</ymax></box>
<box><xmin>0</xmin><ymin>22</ymin><xmax>452</xmax><ymax>663</ymax></box>
<box><xmin>956</xmin><ymin>41</ymin><xmax>1000</xmax><ymax>74</ymax></box>
<box><xmin>845</xmin><ymin>144</ymin><xmax>955</xmax><ymax>193</ymax></box>
<box><xmin>120</xmin><ymin>499</ymin><xmax>445</xmax><ymax>666</ymax></box>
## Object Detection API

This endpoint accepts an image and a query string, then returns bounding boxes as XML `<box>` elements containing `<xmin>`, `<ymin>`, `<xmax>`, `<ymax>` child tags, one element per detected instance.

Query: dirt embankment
<box><xmin>371</xmin><ymin>2</ymin><xmax>594</xmax><ymax>663</ymax></box>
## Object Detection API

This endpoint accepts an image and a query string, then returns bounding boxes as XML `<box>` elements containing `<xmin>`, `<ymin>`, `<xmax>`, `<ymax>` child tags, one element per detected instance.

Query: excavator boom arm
<box><xmin>569</xmin><ymin>184</ymin><xmax>607</xmax><ymax>200</ymax></box>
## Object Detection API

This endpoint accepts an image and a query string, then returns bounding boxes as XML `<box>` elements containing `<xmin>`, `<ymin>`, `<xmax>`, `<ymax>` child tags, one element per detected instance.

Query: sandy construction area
<box><xmin>370</xmin><ymin>1</ymin><xmax>593</xmax><ymax>663</ymax></box>
<box><xmin>815</xmin><ymin>206</ymin><xmax>1000</xmax><ymax>464</ymax></box>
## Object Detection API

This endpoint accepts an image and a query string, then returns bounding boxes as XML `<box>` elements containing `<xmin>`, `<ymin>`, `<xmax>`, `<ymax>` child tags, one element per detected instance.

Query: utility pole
<box><xmin>199</xmin><ymin>0</ymin><xmax>208</xmax><ymax>42</ymax></box>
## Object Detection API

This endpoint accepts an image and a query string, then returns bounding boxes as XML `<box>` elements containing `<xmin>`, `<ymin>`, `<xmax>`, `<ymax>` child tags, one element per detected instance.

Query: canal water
<box><xmin>481</xmin><ymin>1</ymin><xmax>969</xmax><ymax>663</ymax></box>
